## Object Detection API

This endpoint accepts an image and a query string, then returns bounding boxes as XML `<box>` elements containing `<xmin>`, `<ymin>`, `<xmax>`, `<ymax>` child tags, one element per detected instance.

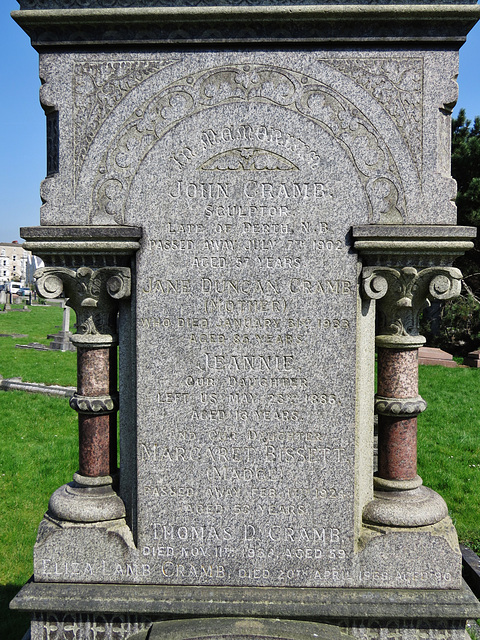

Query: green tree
<box><xmin>452</xmin><ymin>108</ymin><xmax>480</xmax><ymax>279</ymax></box>
<box><xmin>426</xmin><ymin>109</ymin><xmax>480</xmax><ymax>355</ymax></box>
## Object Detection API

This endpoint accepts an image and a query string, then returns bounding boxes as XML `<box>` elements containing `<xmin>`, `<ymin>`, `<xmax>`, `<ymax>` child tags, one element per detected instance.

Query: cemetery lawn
<box><xmin>0</xmin><ymin>392</ymin><xmax>77</xmax><ymax>639</ymax></box>
<box><xmin>417</xmin><ymin>364</ymin><xmax>480</xmax><ymax>554</ymax></box>
<box><xmin>0</xmin><ymin>304</ymin><xmax>76</xmax><ymax>386</ymax></box>
<box><xmin>0</xmin><ymin>307</ymin><xmax>479</xmax><ymax>638</ymax></box>
<box><xmin>0</xmin><ymin>305</ymin><xmax>77</xmax><ymax>637</ymax></box>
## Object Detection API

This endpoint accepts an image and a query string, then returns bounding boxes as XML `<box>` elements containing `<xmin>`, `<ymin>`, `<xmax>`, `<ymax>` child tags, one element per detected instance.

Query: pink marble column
<box><xmin>376</xmin><ymin>348</ymin><xmax>419</xmax><ymax>482</ymax></box>
<box><xmin>34</xmin><ymin>264</ymin><xmax>130</xmax><ymax>523</ymax></box>
<box><xmin>109</xmin><ymin>345</ymin><xmax>118</xmax><ymax>475</ymax></box>
<box><xmin>360</xmin><ymin>264</ymin><xmax>462</xmax><ymax>527</ymax></box>
<box><xmin>77</xmin><ymin>347</ymin><xmax>112</xmax><ymax>478</ymax></box>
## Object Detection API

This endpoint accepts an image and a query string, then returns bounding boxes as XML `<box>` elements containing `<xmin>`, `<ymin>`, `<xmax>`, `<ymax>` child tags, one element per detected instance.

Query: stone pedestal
<box><xmin>12</xmin><ymin>581</ymin><xmax>480</xmax><ymax>640</ymax></box>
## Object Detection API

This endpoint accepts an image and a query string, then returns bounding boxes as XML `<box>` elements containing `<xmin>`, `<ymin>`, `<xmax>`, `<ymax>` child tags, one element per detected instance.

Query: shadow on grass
<box><xmin>0</xmin><ymin>584</ymin><xmax>30</xmax><ymax>640</ymax></box>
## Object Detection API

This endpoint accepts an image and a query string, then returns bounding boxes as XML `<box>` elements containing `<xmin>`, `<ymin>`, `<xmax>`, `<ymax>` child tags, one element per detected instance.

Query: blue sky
<box><xmin>1</xmin><ymin>3</ymin><xmax>479</xmax><ymax>243</ymax></box>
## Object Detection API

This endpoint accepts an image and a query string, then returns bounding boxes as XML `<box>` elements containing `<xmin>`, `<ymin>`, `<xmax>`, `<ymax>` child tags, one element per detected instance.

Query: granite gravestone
<box><xmin>10</xmin><ymin>1</ymin><xmax>480</xmax><ymax>639</ymax></box>
<box><xmin>47</xmin><ymin>302</ymin><xmax>76</xmax><ymax>351</ymax></box>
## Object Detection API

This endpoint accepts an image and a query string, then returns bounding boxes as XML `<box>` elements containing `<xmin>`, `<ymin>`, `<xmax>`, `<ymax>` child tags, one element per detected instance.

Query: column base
<box><xmin>48</xmin><ymin>472</ymin><xmax>126</xmax><ymax>523</ymax></box>
<box><xmin>374</xmin><ymin>474</ymin><xmax>423</xmax><ymax>491</ymax></box>
<box><xmin>363</xmin><ymin>484</ymin><xmax>448</xmax><ymax>527</ymax></box>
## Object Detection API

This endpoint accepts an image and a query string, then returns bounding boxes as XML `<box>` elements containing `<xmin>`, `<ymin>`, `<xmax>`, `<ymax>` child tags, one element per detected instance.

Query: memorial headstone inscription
<box><xmin>10</xmin><ymin>1</ymin><xmax>480</xmax><ymax>640</ymax></box>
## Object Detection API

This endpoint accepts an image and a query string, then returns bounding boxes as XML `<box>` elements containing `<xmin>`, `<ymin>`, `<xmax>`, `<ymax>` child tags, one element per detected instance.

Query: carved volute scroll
<box><xmin>35</xmin><ymin>265</ymin><xmax>131</xmax><ymax>347</ymax></box>
<box><xmin>361</xmin><ymin>266</ymin><xmax>462</xmax><ymax>348</ymax></box>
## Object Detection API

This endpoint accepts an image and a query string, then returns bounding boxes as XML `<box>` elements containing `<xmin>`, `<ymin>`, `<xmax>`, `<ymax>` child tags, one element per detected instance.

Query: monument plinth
<box><xmin>11</xmin><ymin>1</ymin><xmax>480</xmax><ymax>639</ymax></box>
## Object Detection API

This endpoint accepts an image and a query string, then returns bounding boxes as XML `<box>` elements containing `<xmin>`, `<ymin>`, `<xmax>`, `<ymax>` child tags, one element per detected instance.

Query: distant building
<box><xmin>0</xmin><ymin>241</ymin><xmax>44</xmax><ymax>286</ymax></box>
<box><xmin>26</xmin><ymin>253</ymin><xmax>44</xmax><ymax>285</ymax></box>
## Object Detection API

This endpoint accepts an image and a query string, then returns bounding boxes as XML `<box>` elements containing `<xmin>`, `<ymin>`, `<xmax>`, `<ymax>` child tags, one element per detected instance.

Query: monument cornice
<box><xmin>21</xmin><ymin>226</ymin><xmax>142</xmax><ymax>271</ymax></box>
<box><xmin>12</xmin><ymin>5</ymin><xmax>480</xmax><ymax>47</ymax></box>
<box><xmin>353</xmin><ymin>224</ymin><xmax>476</xmax><ymax>266</ymax></box>
<box><xmin>21</xmin><ymin>225</ymin><xmax>142</xmax><ymax>260</ymax></box>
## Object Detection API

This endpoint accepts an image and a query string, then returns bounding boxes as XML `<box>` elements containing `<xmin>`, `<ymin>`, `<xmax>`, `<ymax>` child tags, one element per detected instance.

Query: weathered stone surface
<box><xmin>21</xmin><ymin>45</ymin><xmax>471</xmax><ymax>590</ymax></box>
<box><xmin>34</xmin><ymin>50</ymin><xmax>461</xmax><ymax>228</ymax></box>
<box><xmin>131</xmin><ymin>67</ymin><xmax>362</xmax><ymax>586</ymax></box>
<box><xmin>11</xmin><ymin>579</ymin><xmax>480</xmax><ymax>619</ymax></box>
<box><xmin>461</xmin><ymin>544</ymin><xmax>480</xmax><ymax>599</ymax></box>
<box><xmin>22</xmin><ymin>616</ymin><xmax>474</xmax><ymax>640</ymax></box>
<box><xmin>419</xmin><ymin>346</ymin><xmax>457</xmax><ymax>367</ymax></box>
<box><xmin>12</xmin><ymin>5</ymin><xmax>480</xmax><ymax>52</ymax></box>
<box><xmin>32</xmin><ymin>514</ymin><xmax>462</xmax><ymax>588</ymax></box>
<box><xmin>136</xmin><ymin>617</ymin><xmax>350</xmax><ymax>640</ymax></box>
<box><xmin>11</xmin><ymin>5</ymin><xmax>480</xmax><ymax>640</ymax></box>
<box><xmin>15</xmin><ymin>0</ymin><xmax>480</xmax><ymax>7</ymax></box>
<box><xmin>0</xmin><ymin>377</ymin><xmax>75</xmax><ymax>397</ymax></box>
<box><xmin>352</xmin><ymin>225</ymin><xmax>476</xmax><ymax>265</ymax></box>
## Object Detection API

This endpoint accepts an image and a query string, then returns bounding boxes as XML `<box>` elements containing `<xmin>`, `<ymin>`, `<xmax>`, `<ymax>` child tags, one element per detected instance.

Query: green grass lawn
<box><xmin>0</xmin><ymin>305</ymin><xmax>76</xmax><ymax>386</ymax></box>
<box><xmin>0</xmin><ymin>306</ymin><xmax>78</xmax><ymax>637</ymax></box>
<box><xmin>0</xmin><ymin>307</ymin><xmax>479</xmax><ymax>638</ymax></box>
<box><xmin>417</xmin><ymin>364</ymin><xmax>480</xmax><ymax>553</ymax></box>
<box><xmin>0</xmin><ymin>393</ymin><xmax>77</xmax><ymax>638</ymax></box>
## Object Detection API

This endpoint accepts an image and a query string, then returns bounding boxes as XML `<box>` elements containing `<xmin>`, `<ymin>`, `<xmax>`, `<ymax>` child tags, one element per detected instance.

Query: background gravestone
<box><xmin>47</xmin><ymin>302</ymin><xmax>76</xmax><ymax>351</ymax></box>
<box><xmin>10</xmin><ymin>1</ymin><xmax>480</xmax><ymax>639</ymax></box>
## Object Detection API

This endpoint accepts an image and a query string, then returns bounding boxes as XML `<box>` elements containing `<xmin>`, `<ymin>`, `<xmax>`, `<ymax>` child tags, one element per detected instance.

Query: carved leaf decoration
<box><xmin>363</xmin><ymin>266</ymin><xmax>462</xmax><ymax>344</ymax></box>
<box><xmin>93</xmin><ymin>63</ymin><xmax>406</xmax><ymax>225</ymax></box>
<box><xmin>73</xmin><ymin>59</ymin><xmax>179</xmax><ymax>186</ymax></box>
<box><xmin>34</xmin><ymin>266</ymin><xmax>131</xmax><ymax>342</ymax></box>
<box><xmin>199</xmin><ymin>148</ymin><xmax>298</xmax><ymax>171</ymax></box>
<box><xmin>321</xmin><ymin>57</ymin><xmax>423</xmax><ymax>172</ymax></box>
<box><xmin>78</xmin><ymin>314</ymin><xmax>99</xmax><ymax>336</ymax></box>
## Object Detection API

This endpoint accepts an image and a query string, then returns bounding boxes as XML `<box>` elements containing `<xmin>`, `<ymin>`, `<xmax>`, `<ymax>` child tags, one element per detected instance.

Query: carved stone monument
<box><xmin>11</xmin><ymin>1</ymin><xmax>480</xmax><ymax>639</ymax></box>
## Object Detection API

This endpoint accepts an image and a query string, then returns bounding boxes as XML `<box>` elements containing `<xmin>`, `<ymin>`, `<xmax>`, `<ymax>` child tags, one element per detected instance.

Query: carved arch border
<box><xmin>89</xmin><ymin>63</ymin><xmax>407</xmax><ymax>225</ymax></box>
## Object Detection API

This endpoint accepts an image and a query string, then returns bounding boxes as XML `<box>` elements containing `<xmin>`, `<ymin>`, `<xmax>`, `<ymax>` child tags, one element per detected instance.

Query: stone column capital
<box><xmin>361</xmin><ymin>265</ymin><xmax>462</xmax><ymax>348</ymax></box>
<box><xmin>35</xmin><ymin>265</ymin><xmax>131</xmax><ymax>347</ymax></box>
